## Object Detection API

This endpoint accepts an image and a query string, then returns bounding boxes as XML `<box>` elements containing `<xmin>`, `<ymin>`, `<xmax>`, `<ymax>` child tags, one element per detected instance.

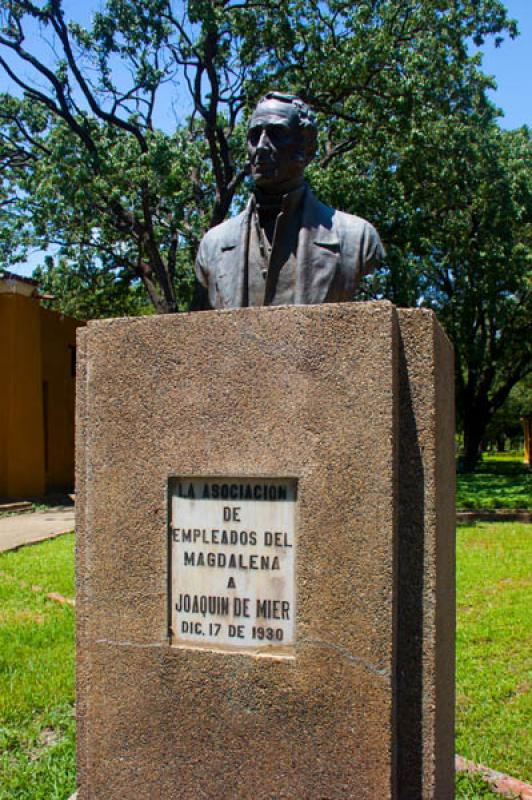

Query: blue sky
<box><xmin>478</xmin><ymin>0</ymin><xmax>531</xmax><ymax>130</ymax></box>
<box><xmin>4</xmin><ymin>0</ymin><xmax>531</xmax><ymax>277</ymax></box>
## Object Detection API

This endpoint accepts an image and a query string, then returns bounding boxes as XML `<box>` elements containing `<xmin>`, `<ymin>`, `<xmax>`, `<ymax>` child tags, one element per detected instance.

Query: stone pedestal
<box><xmin>76</xmin><ymin>301</ymin><xmax>454</xmax><ymax>799</ymax></box>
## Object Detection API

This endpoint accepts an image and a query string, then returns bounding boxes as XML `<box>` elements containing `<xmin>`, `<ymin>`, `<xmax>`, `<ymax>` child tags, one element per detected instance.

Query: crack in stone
<box><xmin>300</xmin><ymin>638</ymin><xmax>390</xmax><ymax>679</ymax></box>
<box><xmin>94</xmin><ymin>637</ymin><xmax>390</xmax><ymax>678</ymax></box>
<box><xmin>95</xmin><ymin>639</ymin><xmax>166</xmax><ymax>649</ymax></box>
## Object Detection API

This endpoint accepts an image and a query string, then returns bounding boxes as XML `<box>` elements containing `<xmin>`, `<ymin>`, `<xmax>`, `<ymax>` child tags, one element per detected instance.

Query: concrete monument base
<box><xmin>76</xmin><ymin>301</ymin><xmax>454</xmax><ymax>799</ymax></box>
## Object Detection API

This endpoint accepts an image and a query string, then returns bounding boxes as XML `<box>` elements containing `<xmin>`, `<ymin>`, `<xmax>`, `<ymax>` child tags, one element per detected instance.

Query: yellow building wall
<box><xmin>40</xmin><ymin>307</ymin><xmax>80</xmax><ymax>493</ymax></box>
<box><xmin>523</xmin><ymin>415</ymin><xmax>531</xmax><ymax>466</ymax></box>
<box><xmin>0</xmin><ymin>293</ymin><xmax>82</xmax><ymax>500</ymax></box>
<box><xmin>0</xmin><ymin>294</ymin><xmax>46</xmax><ymax>498</ymax></box>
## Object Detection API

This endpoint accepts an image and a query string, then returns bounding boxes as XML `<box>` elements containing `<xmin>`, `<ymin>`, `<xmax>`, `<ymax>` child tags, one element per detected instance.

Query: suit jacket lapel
<box><xmin>295</xmin><ymin>189</ymin><xmax>340</xmax><ymax>305</ymax></box>
<box><xmin>218</xmin><ymin>199</ymin><xmax>252</xmax><ymax>307</ymax></box>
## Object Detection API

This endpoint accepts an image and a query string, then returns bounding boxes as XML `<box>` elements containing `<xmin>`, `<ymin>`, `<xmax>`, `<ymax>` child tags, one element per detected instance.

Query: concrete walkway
<box><xmin>0</xmin><ymin>506</ymin><xmax>75</xmax><ymax>552</ymax></box>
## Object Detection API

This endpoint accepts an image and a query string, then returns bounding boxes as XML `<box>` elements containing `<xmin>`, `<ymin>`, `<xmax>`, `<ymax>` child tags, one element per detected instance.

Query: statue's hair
<box><xmin>253</xmin><ymin>92</ymin><xmax>318</xmax><ymax>162</ymax></box>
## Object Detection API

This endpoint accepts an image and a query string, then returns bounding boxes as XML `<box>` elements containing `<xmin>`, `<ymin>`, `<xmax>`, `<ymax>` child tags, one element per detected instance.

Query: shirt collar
<box><xmin>253</xmin><ymin>183</ymin><xmax>307</xmax><ymax>216</ymax></box>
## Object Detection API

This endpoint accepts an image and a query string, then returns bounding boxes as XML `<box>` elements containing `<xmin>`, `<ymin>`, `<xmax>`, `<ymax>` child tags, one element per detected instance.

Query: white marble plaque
<box><xmin>169</xmin><ymin>478</ymin><xmax>297</xmax><ymax>655</ymax></box>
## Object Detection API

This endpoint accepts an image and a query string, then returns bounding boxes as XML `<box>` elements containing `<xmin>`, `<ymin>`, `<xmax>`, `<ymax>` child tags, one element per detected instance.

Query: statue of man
<box><xmin>194</xmin><ymin>92</ymin><xmax>384</xmax><ymax>309</ymax></box>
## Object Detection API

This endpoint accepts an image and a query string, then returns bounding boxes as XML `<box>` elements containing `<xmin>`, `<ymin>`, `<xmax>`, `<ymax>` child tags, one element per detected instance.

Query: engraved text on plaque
<box><xmin>169</xmin><ymin>478</ymin><xmax>297</xmax><ymax>655</ymax></box>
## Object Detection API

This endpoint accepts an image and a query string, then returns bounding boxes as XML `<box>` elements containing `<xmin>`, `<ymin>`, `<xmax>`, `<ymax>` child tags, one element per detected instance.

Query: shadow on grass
<box><xmin>457</xmin><ymin>456</ymin><xmax>531</xmax><ymax>510</ymax></box>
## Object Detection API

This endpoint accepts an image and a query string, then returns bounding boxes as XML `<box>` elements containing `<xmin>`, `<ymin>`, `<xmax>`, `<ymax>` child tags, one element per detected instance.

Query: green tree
<box><xmin>33</xmin><ymin>254</ymin><xmax>153</xmax><ymax>320</ymax></box>
<box><xmin>1</xmin><ymin>1</ymin><xmax>528</xmax><ymax>468</ymax></box>
<box><xmin>433</xmin><ymin>127</ymin><xmax>532</xmax><ymax>470</ymax></box>
<box><xmin>0</xmin><ymin>0</ymin><xmax>516</xmax><ymax>313</ymax></box>
<box><xmin>312</xmin><ymin>109</ymin><xmax>532</xmax><ymax>470</ymax></box>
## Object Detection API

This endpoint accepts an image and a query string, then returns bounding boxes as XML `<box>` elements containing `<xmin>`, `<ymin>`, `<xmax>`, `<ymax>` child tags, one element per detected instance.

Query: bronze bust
<box><xmin>195</xmin><ymin>92</ymin><xmax>384</xmax><ymax>309</ymax></box>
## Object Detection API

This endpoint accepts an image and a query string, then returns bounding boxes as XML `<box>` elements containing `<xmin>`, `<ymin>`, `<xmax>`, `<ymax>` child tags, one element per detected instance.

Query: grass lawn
<box><xmin>455</xmin><ymin>771</ymin><xmax>519</xmax><ymax>798</ymax></box>
<box><xmin>0</xmin><ymin>534</ymin><xmax>76</xmax><ymax>800</ymax></box>
<box><xmin>456</xmin><ymin>521</ymin><xmax>532</xmax><ymax>783</ymax></box>
<box><xmin>457</xmin><ymin>453</ymin><xmax>531</xmax><ymax>510</ymax></box>
<box><xmin>0</xmin><ymin>525</ymin><xmax>530</xmax><ymax>799</ymax></box>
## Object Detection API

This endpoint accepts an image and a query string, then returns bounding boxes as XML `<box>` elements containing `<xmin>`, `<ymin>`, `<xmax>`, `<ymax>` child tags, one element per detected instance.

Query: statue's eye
<box><xmin>267</xmin><ymin>125</ymin><xmax>292</xmax><ymax>145</ymax></box>
<box><xmin>248</xmin><ymin>124</ymin><xmax>292</xmax><ymax>147</ymax></box>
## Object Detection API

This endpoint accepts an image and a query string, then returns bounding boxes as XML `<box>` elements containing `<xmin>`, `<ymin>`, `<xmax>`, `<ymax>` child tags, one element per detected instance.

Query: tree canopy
<box><xmin>0</xmin><ymin>0</ymin><xmax>530</xmax><ymax>468</ymax></box>
<box><xmin>0</xmin><ymin>0</ymin><xmax>517</xmax><ymax>309</ymax></box>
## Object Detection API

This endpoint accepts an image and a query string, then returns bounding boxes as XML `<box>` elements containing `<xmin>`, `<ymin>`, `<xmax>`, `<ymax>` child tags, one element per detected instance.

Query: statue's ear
<box><xmin>303</xmin><ymin>145</ymin><xmax>317</xmax><ymax>166</ymax></box>
<box><xmin>303</xmin><ymin>129</ymin><xmax>318</xmax><ymax>165</ymax></box>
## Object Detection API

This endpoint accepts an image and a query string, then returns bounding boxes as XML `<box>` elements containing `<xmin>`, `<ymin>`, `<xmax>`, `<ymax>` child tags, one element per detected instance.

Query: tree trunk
<box><xmin>461</xmin><ymin>411</ymin><xmax>488</xmax><ymax>472</ymax></box>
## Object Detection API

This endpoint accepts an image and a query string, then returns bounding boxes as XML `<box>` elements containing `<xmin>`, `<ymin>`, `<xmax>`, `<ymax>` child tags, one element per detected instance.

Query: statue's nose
<box><xmin>257</xmin><ymin>130</ymin><xmax>271</xmax><ymax>151</ymax></box>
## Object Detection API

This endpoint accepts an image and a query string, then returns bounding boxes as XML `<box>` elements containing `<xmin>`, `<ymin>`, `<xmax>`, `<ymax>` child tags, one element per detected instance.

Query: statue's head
<box><xmin>247</xmin><ymin>92</ymin><xmax>318</xmax><ymax>192</ymax></box>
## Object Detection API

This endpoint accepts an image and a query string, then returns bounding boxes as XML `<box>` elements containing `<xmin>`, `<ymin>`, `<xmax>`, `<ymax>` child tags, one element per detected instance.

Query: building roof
<box><xmin>0</xmin><ymin>270</ymin><xmax>39</xmax><ymax>298</ymax></box>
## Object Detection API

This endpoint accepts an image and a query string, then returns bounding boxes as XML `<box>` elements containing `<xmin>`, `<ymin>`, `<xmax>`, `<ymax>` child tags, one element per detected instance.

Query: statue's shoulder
<box><xmin>306</xmin><ymin>191</ymin><xmax>378</xmax><ymax>240</ymax></box>
<box><xmin>199</xmin><ymin>208</ymin><xmax>248</xmax><ymax>252</ymax></box>
<box><xmin>331</xmin><ymin>206</ymin><xmax>378</xmax><ymax>238</ymax></box>
<box><xmin>306</xmin><ymin>192</ymin><xmax>384</xmax><ymax>267</ymax></box>
<box><xmin>333</xmin><ymin>208</ymin><xmax>385</xmax><ymax>267</ymax></box>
